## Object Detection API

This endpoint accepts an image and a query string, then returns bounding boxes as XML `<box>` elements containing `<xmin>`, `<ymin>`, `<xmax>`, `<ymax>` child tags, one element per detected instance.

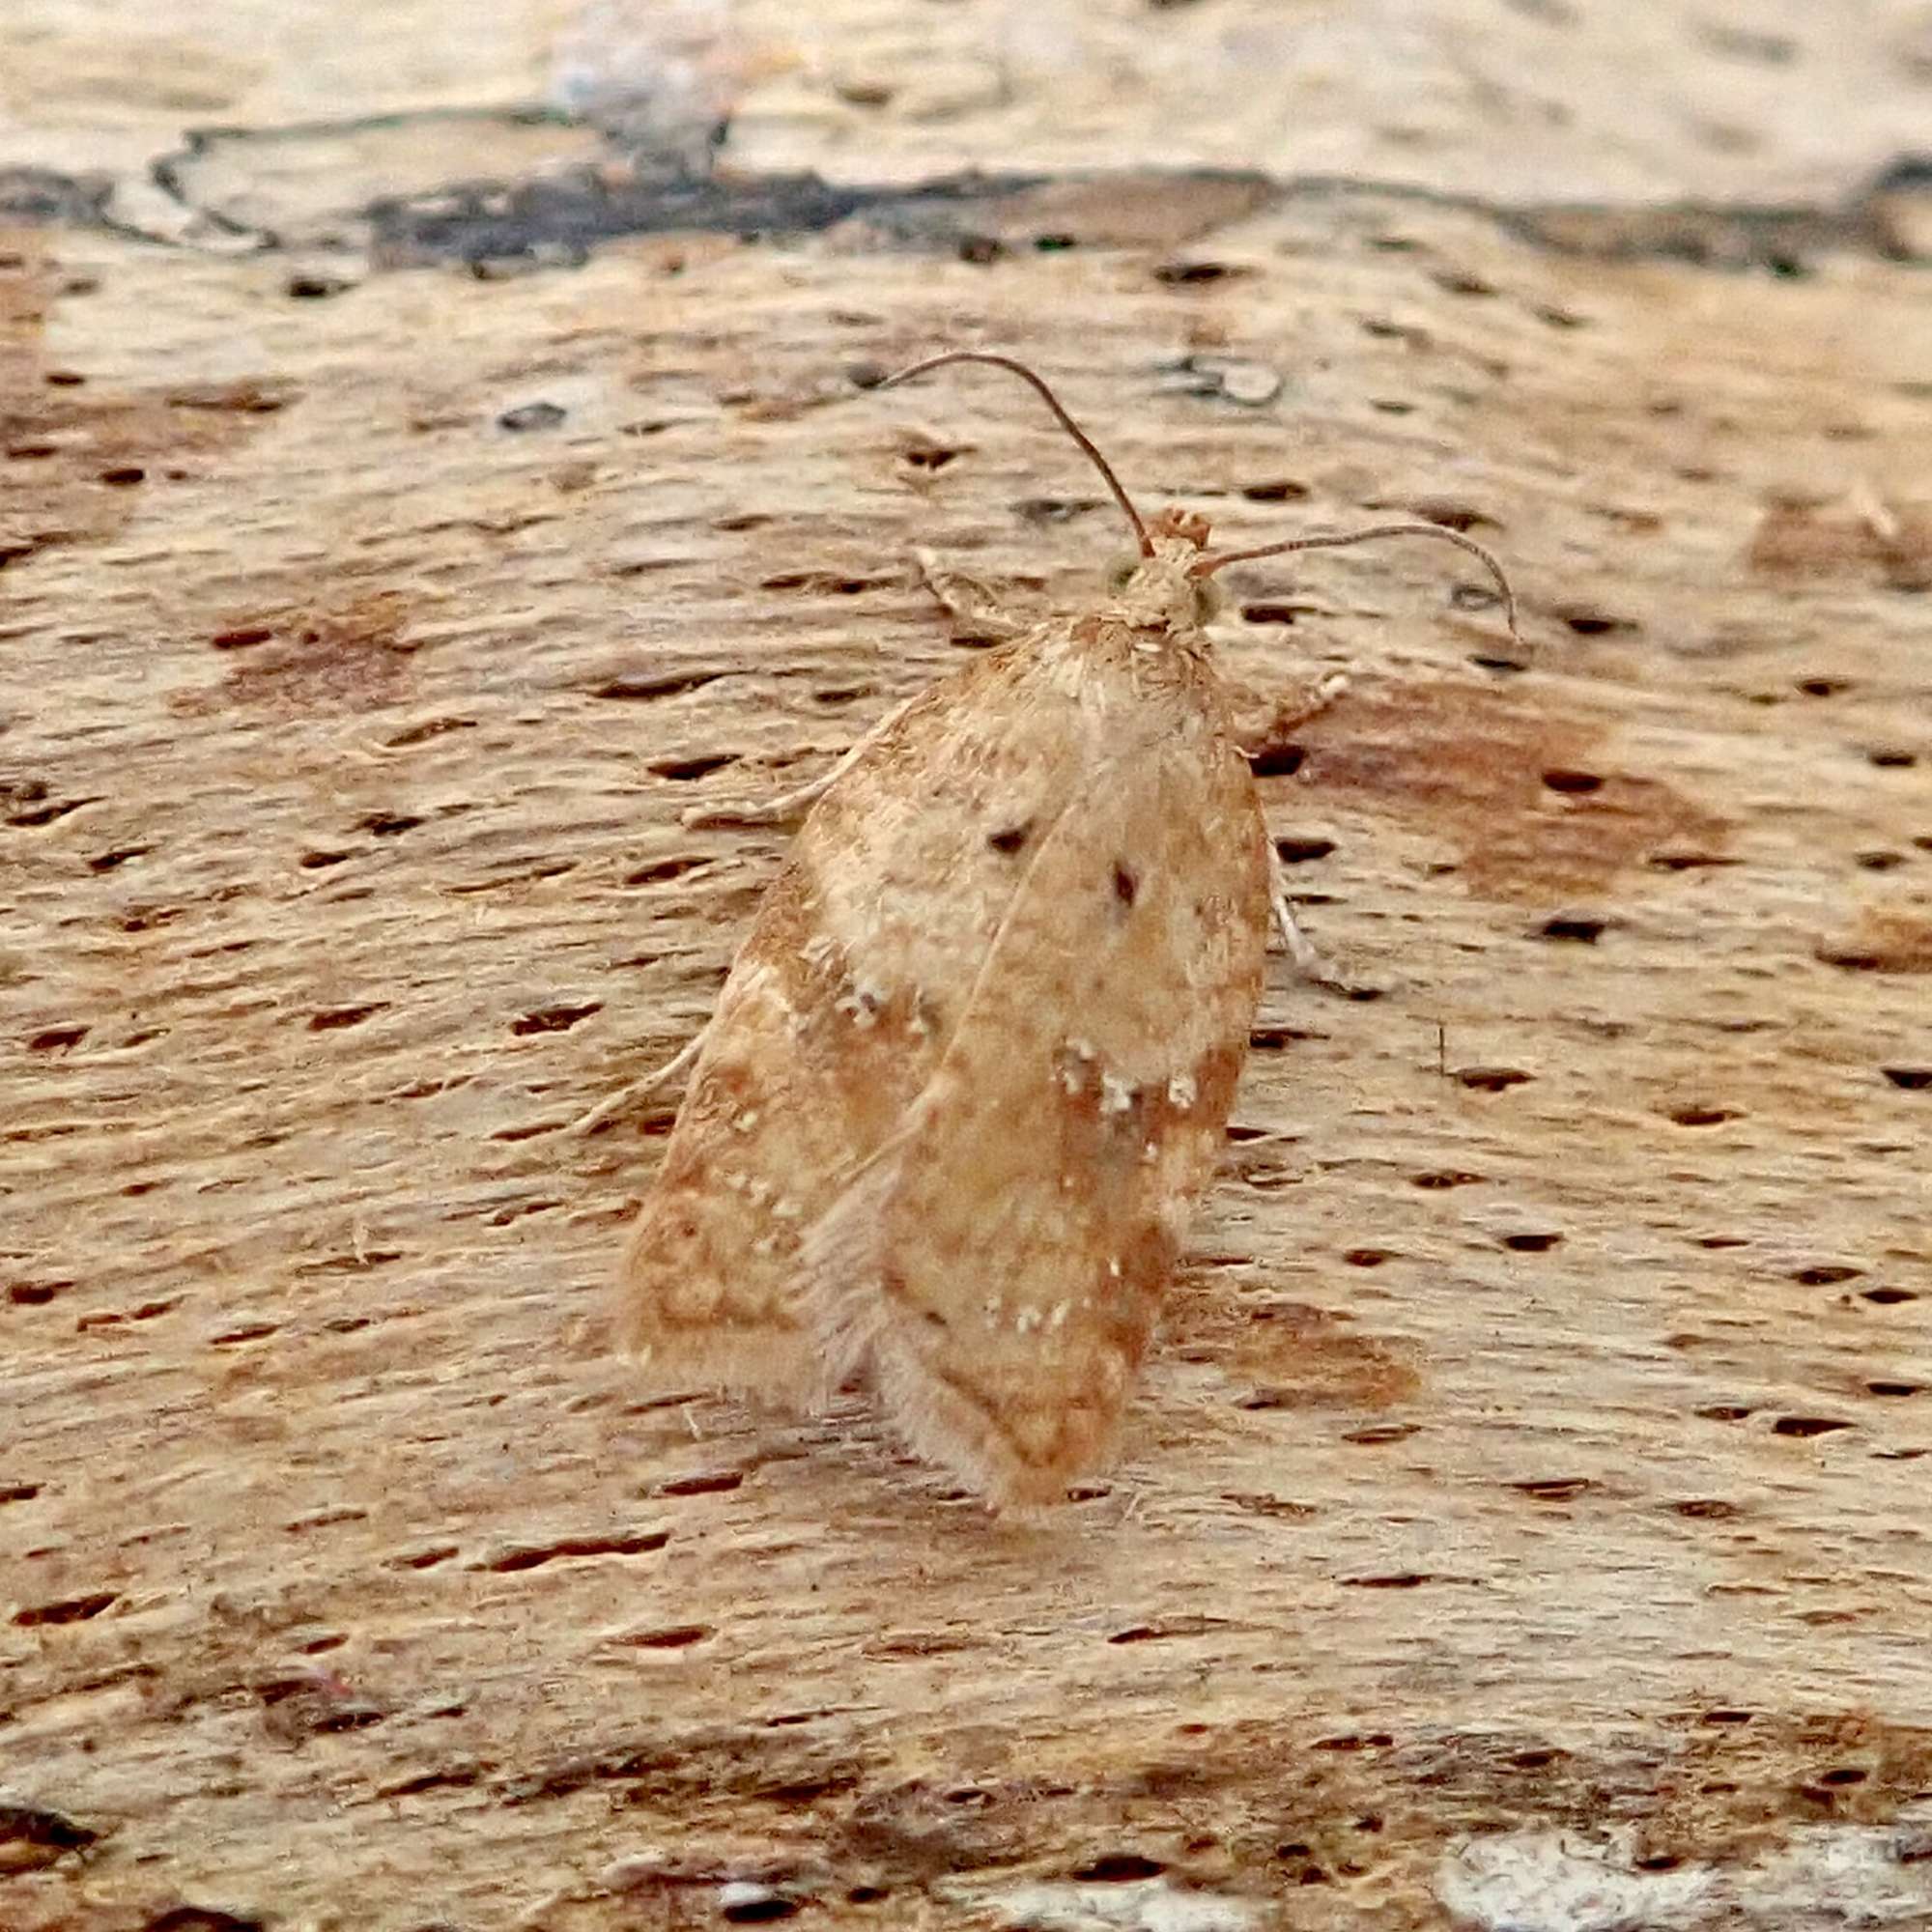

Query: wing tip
<box><xmin>796</xmin><ymin>1136</ymin><xmax>1132</xmax><ymax>1509</ymax></box>
<box><xmin>867</xmin><ymin>1339</ymin><xmax>1126</xmax><ymax>1512</ymax></box>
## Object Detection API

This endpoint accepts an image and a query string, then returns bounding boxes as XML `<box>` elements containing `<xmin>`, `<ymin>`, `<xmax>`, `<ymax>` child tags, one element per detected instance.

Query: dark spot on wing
<box><xmin>988</xmin><ymin>823</ymin><xmax>1032</xmax><ymax>854</ymax></box>
<box><xmin>1113</xmin><ymin>861</ymin><xmax>1139</xmax><ymax>908</ymax></box>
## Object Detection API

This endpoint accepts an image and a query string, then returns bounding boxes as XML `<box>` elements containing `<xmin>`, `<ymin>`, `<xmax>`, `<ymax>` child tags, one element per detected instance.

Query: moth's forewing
<box><xmin>619</xmin><ymin>637</ymin><xmax>1120</xmax><ymax>1390</ymax></box>
<box><xmin>802</xmin><ymin>628</ymin><xmax>1270</xmax><ymax>1502</ymax></box>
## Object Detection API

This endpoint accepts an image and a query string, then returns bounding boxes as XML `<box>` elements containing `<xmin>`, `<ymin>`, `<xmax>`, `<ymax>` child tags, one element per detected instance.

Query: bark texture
<box><xmin>4</xmin><ymin>4</ymin><xmax>1930</xmax><ymax>1927</ymax></box>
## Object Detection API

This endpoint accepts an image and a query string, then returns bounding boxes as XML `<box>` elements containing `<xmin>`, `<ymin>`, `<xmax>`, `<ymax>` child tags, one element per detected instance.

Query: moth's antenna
<box><xmin>1193</xmin><ymin>521</ymin><xmax>1523</xmax><ymax>657</ymax></box>
<box><xmin>878</xmin><ymin>351</ymin><xmax>1153</xmax><ymax>557</ymax></box>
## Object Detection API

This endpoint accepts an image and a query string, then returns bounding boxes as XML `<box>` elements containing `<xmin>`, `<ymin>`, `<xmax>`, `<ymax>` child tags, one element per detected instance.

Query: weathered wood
<box><xmin>4</xmin><ymin>5</ymin><xmax>1930</xmax><ymax>1927</ymax></box>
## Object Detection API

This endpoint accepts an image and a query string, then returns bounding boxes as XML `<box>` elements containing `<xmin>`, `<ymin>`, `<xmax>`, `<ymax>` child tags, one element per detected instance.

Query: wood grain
<box><xmin>4</xmin><ymin>5</ymin><xmax>1930</xmax><ymax>1926</ymax></box>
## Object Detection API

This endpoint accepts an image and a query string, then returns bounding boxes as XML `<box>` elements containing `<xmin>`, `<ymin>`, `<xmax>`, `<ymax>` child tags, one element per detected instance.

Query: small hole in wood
<box><xmin>647</xmin><ymin>753</ymin><xmax>738</xmax><ymax>781</ymax></box>
<box><xmin>1274</xmin><ymin>837</ymin><xmax>1334</xmax><ymax>863</ymax></box>
<box><xmin>1153</xmin><ymin>261</ymin><xmax>1245</xmax><ymax>286</ymax></box>
<box><xmin>1248</xmin><ymin>744</ymin><xmax>1305</xmax><ymax>778</ymax></box>
<box><xmin>626</xmin><ymin>856</ymin><xmax>711</xmax><ymax>886</ymax></box>
<box><xmin>1542</xmin><ymin>768</ymin><xmax>1604</xmax><ymax>794</ymax></box>
<box><xmin>1458</xmin><ymin>1067</ymin><xmax>1532</xmax><ymax>1094</ymax></box>
<box><xmin>1071</xmin><ymin>1854</ymin><xmax>1166</xmax><ymax>1882</ymax></box>
<box><xmin>1557</xmin><ymin>607</ymin><xmax>1639</xmax><ymax>637</ymax></box>
<box><xmin>722</xmin><ymin>1896</ymin><xmax>800</xmax><ymax>1924</ymax></box>
<box><xmin>1539</xmin><ymin>915</ymin><xmax>1605</xmax><ymax>943</ymax></box>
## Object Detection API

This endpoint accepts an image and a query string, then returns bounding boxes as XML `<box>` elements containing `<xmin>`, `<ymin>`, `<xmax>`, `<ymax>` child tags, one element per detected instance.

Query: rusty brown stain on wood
<box><xmin>1293</xmin><ymin>680</ymin><xmax>1734</xmax><ymax>900</ymax></box>
<box><xmin>199</xmin><ymin>590</ymin><xmax>420</xmax><ymax>715</ymax></box>
<box><xmin>2</xmin><ymin>233</ymin><xmax>295</xmax><ymax>571</ymax></box>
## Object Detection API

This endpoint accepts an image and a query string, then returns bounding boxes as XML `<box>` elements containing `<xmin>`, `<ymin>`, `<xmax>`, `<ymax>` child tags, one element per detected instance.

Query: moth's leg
<box><xmin>1231</xmin><ymin>667</ymin><xmax>1350</xmax><ymax>766</ymax></box>
<box><xmin>1252</xmin><ymin>668</ymin><xmax>1367</xmax><ymax>992</ymax></box>
<box><xmin>1264</xmin><ymin>668</ymin><xmax>1350</xmax><ymax>741</ymax></box>
<box><xmin>1290</xmin><ymin>668</ymin><xmax>1350</xmax><ymax>727</ymax></box>
<box><xmin>914</xmin><ymin>546</ymin><xmax>1028</xmax><ymax>645</ymax></box>
<box><xmin>566</xmin><ymin>1026</ymin><xmax>705</xmax><ymax>1135</ymax></box>
<box><xmin>681</xmin><ymin>695</ymin><xmax>919</xmax><ymax>829</ymax></box>
<box><xmin>1268</xmin><ymin>846</ymin><xmax>1337</xmax><ymax>984</ymax></box>
<box><xmin>1269</xmin><ymin>847</ymin><xmax>1387</xmax><ymax>999</ymax></box>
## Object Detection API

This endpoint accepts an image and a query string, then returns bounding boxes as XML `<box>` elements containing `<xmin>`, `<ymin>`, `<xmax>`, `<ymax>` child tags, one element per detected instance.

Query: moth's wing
<box><xmin>613</xmin><ymin>862</ymin><xmax>880</xmax><ymax>1392</ymax></box>
<box><xmin>801</xmin><ymin>683</ymin><xmax>1270</xmax><ymax>1504</ymax></box>
<box><xmin>616</xmin><ymin>635</ymin><xmax>1107</xmax><ymax>1394</ymax></box>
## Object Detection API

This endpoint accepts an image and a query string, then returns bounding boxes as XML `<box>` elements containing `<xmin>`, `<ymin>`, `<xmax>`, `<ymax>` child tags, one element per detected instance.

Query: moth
<box><xmin>609</xmin><ymin>352</ymin><xmax>1518</xmax><ymax>1507</ymax></box>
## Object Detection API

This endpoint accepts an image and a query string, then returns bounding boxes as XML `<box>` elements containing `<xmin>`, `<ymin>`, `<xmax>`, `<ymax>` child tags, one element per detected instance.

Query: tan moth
<box><xmin>610</xmin><ymin>352</ymin><xmax>1519</xmax><ymax>1507</ymax></box>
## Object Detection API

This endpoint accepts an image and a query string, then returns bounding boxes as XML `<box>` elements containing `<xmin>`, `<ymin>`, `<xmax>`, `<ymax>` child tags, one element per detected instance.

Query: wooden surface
<box><xmin>4</xmin><ymin>4</ymin><xmax>1931</xmax><ymax>1927</ymax></box>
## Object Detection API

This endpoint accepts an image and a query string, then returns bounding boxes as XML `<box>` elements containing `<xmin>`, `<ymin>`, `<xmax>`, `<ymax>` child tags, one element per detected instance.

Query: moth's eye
<box><xmin>1105</xmin><ymin>557</ymin><xmax>1138</xmax><ymax>592</ymax></box>
<box><xmin>1191</xmin><ymin>577</ymin><xmax>1227</xmax><ymax>625</ymax></box>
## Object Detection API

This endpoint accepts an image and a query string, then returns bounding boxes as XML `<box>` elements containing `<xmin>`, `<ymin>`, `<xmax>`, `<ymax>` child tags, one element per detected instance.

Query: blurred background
<box><xmin>3</xmin><ymin>1</ymin><xmax>1927</xmax><ymax>233</ymax></box>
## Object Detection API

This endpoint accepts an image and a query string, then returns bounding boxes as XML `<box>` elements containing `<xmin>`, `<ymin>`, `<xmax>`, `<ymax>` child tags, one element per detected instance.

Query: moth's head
<box><xmin>1104</xmin><ymin>505</ymin><xmax>1225</xmax><ymax>632</ymax></box>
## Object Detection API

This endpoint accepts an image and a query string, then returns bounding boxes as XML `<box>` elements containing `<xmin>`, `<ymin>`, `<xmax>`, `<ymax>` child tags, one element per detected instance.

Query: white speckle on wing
<box><xmin>836</xmin><ymin>983</ymin><xmax>886</xmax><ymax>1028</ymax></box>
